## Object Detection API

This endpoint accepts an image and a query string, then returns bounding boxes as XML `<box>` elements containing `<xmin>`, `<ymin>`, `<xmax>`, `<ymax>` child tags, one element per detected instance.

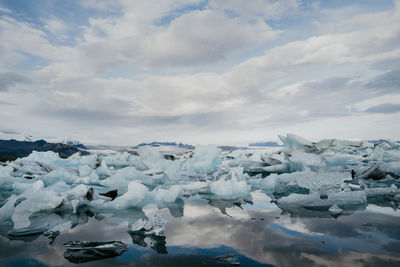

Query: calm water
<box><xmin>0</xmin><ymin>191</ymin><xmax>400</xmax><ymax>267</ymax></box>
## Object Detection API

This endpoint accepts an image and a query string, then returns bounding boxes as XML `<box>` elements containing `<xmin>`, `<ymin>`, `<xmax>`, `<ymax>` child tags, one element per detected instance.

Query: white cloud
<box><xmin>208</xmin><ymin>0</ymin><xmax>301</xmax><ymax>19</ymax></box>
<box><xmin>138</xmin><ymin>10</ymin><xmax>278</xmax><ymax>66</ymax></box>
<box><xmin>0</xmin><ymin>0</ymin><xmax>399</xmax><ymax>145</ymax></box>
<box><xmin>44</xmin><ymin>17</ymin><xmax>69</xmax><ymax>36</ymax></box>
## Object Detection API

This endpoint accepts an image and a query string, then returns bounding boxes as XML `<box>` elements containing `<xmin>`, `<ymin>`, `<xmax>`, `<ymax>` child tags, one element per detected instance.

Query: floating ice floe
<box><xmin>64</xmin><ymin>241</ymin><xmax>128</xmax><ymax>263</ymax></box>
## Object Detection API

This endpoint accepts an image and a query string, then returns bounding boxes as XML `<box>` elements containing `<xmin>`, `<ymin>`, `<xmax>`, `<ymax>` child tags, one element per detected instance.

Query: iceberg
<box><xmin>128</xmin><ymin>215</ymin><xmax>167</xmax><ymax>253</ymax></box>
<box><xmin>210</xmin><ymin>167</ymin><xmax>250</xmax><ymax>200</ymax></box>
<box><xmin>64</xmin><ymin>241</ymin><xmax>128</xmax><ymax>263</ymax></box>
<box><xmin>109</xmin><ymin>181</ymin><xmax>148</xmax><ymax>209</ymax></box>
<box><xmin>278</xmin><ymin>191</ymin><xmax>367</xmax><ymax>210</ymax></box>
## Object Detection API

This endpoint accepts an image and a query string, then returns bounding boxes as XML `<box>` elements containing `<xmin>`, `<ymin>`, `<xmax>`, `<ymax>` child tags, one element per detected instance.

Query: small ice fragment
<box><xmin>0</xmin><ymin>194</ymin><xmax>19</xmax><ymax>221</ymax></box>
<box><xmin>214</xmin><ymin>253</ymin><xmax>240</xmax><ymax>266</ymax></box>
<box><xmin>71</xmin><ymin>199</ymin><xmax>79</xmax><ymax>213</ymax></box>
<box><xmin>8</xmin><ymin>227</ymin><xmax>47</xmax><ymax>237</ymax></box>
<box><xmin>44</xmin><ymin>230</ymin><xmax>60</xmax><ymax>244</ymax></box>
<box><xmin>64</xmin><ymin>240</ymin><xmax>127</xmax><ymax>250</ymax></box>
<box><xmin>328</xmin><ymin>204</ymin><xmax>343</xmax><ymax>213</ymax></box>
<box><xmin>64</xmin><ymin>241</ymin><xmax>127</xmax><ymax>264</ymax></box>
<box><xmin>262</xmin><ymin>163</ymin><xmax>290</xmax><ymax>173</ymax></box>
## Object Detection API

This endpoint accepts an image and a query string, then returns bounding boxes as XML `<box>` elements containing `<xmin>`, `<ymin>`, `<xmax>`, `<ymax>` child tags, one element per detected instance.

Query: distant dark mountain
<box><xmin>218</xmin><ymin>146</ymin><xmax>249</xmax><ymax>151</ymax></box>
<box><xmin>65</xmin><ymin>140</ymin><xmax>87</xmax><ymax>149</ymax></box>
<box><xmin>0</xmin><ymin>139</ymin><xmax>88</xmax><ymax>161</ymax></box>
<box><xmin>248</xmin><ymin>141</ymin><xmax>282</xmax><ymax>147</ymax></box>
<box><xmin>133</xmin><ymin>142</ymin><xmax>195</xmax><ymax>149</ymax></box>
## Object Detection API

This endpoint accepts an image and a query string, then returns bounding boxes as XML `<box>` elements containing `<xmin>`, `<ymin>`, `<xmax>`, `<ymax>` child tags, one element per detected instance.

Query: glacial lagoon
<box><xmin>0</xmin><ymin>134</ymin><xmax>400</xmax><ymax>266</ymax></box>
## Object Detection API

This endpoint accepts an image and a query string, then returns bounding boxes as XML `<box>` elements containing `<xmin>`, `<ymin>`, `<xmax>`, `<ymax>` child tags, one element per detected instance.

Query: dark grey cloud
<box><xmin>35</xmin><ymin>102</ymin><xmax>235</xmax><ymax>130</ymax></box>
<box><xmin>305</xmin><ymin>76</ymin><xmax>353</xmax><ymax>92</ymax></box>
<box><xmin>365</xmin><ymin>103</ymin><xmax>400</xmax><ymax>114</ymax></box>
<box><xmin>365</xmin><ymin>69</ymin><xmax>400</xmax><ymax>93</ymax></box>
<box><xmin>371</xmin><ymin>58</ymin><xmax>400</xmax><ymax>71</ymax></box>
<box><xmin>0</xmin><ymin>72</ymin><xmax>30</xmax><ymax>91</ymax></box>
<box><xmin>265</xmin><ymin>76</ymin><xmax>362</xmax><ymax>122</ymax></box>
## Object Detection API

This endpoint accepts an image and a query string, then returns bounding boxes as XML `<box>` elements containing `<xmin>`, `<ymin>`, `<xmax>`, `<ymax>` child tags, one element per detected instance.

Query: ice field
<box><xmin>0</xmin><ymin>134</ymin><xmax>400</xmax><ymax>266</ymax></box>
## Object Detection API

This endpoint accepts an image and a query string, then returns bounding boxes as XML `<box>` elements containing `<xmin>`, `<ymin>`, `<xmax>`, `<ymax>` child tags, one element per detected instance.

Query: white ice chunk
<box><xmin>278</xmin><ymin>191</ymin><xmax>367</xmax><ymax>208</ymax></box>
<box><xmin>102</xmin><ymin>152</ymin><xmax>132</xmax><ymax>168</ymax></box>
<box><xmin>96</xmin><ymin>160</ymin><xmax>111</xmax><ymax>178</ymax></box>
<box><xmin>78</xmin><ymin>165</ymin><xmax>92</xmax><ymax>177</ymax></box>
<box><xmin>41</xmin><ymin>169</ymin><xmax>80</xmax><ymax>186</ymax></box>
<box><xmin>262</xmin><ymin>163</ymin><xmax>290</xmax><ymax>173</ymax></box>
<box><xmin>71</xmin><ymin>199</ymin><xmax>79</xmax><ymax>213</ymax></box>
<box><xmin>364</xmin><ymin>185</ymin><xmax>399</xmax><ymax>198</ymax></box>
<box><xmin>288</xmin><ymin>152</ymin><xmax>325</xmax><ymax>171</ymax></box>
<box><xmin>144</xmin><ymin>214</ymin><xmax>167</xmax><ymax>236</ymax></box>
<box><xmin>12</xmin><ymin>187</ymin><xmax>64</xmax><ymax>229</ymax></box>
<box><xmin>279</xmin><ymin>134</ymin><xmax>317</xmax><ymax>152</ymax></box>
<box><xmin>328</xmin><ymin>204</ymin><xmax>343</xmax><ymax>213</ymax></box>
<box><xmin>316</xmin><ymin>139</ymin><xmax>373</xmax><ymax>152</ymax></box>
<box><xmin>101</xmin><ymin>167</ymin><xmax>150</xmax><ymax>194</ymax></box>
<box><xmin>180</xmin><ymin>182</ymin><xmax>209</xmax><ymax>195</ymax></box>
<box><xmin>138</xmin><ymin>148</ymin><xmax>170</xmax><ymax>170</ymax></box>
<box><xmin>0</xmin><ymin>165</ymin><xmax>14</xmax><ymax>186</ymax></box>
<box><xmin>381</xmin><ymin>161</ymin><xmax>400</xmax><ymax>176</ymax></box>
<box><xmin>110</xmin><ymin>181</ymin><xmax>148</xmax><ymax>209</ymax></box>
<box><xmin>210</xmin><ymin>167</ymin><xmax>250</xmax><ymax>200</ymax></box>
<box><xmin>12</xmin><ymin>180</ymin><xmax>44</xmax><ymax>193</ymax></box>
<box><xmin>23</xmin><ymin>151</ymin><xmax>60</xmax><ymax>165</ymax></box>
<box><xmin>187</xmin><ymin>145</ymin><xmax>222</xmax><ymax>173</ymax></box>
<box><xmin>269</xmin><ymin>171</ymin><xmax>350</xmax><ymax>193</ymax></box>
<box><xmin>0</xmin><ymin>194</ymin><xmax>19</xmax><ymax>221</ymax></box>
<box><xmin>67</xmin><ymin>184</ymin><xmax>89</xmax><ymax>199</ymax></box>
<box><xmin>152</xmin><ymin>185</ymin><xmax>181</xmax><ymax>203</ymax></box>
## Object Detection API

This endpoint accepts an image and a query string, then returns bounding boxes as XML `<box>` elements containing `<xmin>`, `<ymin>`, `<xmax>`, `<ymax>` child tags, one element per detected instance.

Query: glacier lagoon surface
<box><xmin>0</xmin><ymin>134</ymin><xmax>400</xmax><ymax>266</ymax></box>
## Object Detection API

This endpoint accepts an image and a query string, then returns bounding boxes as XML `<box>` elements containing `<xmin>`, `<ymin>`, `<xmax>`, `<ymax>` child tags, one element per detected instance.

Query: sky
<box><xmin>0</xmin><ymin>0</ymin><xmax>399</xmax><ymax>146</ymax></box>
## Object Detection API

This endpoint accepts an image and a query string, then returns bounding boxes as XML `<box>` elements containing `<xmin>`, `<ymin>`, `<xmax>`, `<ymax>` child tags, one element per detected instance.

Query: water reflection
<box><xmin>128</xmin><ymin>230</ymin><xmax>167</xmax><ymax>254</ymax></box>
<box><xmin>0</xmin><ymin>191</ymin><xmax>399</xmax><ymax>266</ymax></box>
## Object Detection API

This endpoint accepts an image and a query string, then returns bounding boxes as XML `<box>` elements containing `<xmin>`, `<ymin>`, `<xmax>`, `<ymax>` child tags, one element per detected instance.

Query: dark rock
<box><xmin>163</xmin><ymin>154</ymin><xmax>176</xmax><ymax>161</ymax></box>
<box><xmin>85</xmin><ymin>187</ymin><xmax>94</xmax><ymax>201</ymax></box>
<box><xmin>100</xmin><ymin>189</ymin><xmax>118</xmax><ymax>201</ymax></box>
<box><xmin>0</xmin><ymin>139</ymin><xmax>88</xmax><ymax>161</ymax></box>
<box><xmin>65</xmin><ymin>141</ymin><xmax>87</xmax><ymax>149</ymax></box>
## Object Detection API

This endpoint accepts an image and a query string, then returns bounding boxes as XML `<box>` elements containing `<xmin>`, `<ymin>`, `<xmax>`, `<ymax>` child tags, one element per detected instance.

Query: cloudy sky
<box><xmin>0</xmin><ymin>0</ymin><xmax>399</xmax><ymax>145</ymax></box>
